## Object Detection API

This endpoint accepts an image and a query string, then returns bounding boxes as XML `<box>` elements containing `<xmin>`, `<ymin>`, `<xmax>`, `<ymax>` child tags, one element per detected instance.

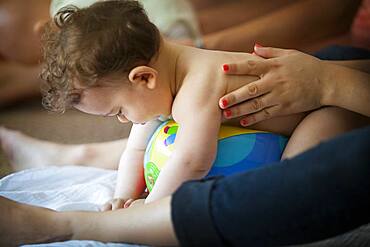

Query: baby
<box><xmin>40</xmin><ymin>0</ymin><xmax>357</xmax><ymax>207</ymax></box>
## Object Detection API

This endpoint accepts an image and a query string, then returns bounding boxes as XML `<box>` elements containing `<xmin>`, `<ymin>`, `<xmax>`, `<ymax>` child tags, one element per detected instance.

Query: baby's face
<box><xmin>73</xmin><ymin>80</ymin><xmax>166</xmax><ymax>124</ymax></box>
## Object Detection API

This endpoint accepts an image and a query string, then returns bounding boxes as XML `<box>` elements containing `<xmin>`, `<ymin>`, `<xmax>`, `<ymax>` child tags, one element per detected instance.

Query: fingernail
<box><xmin>221</xmin><ymin>99</ymin><xmax>228</xmax><ymax>108</ymax></box>
<box><xmin>222</xmin><ymin>64</ymin><xmax>230</xmax><ymax>72</ymax></box>
<box><xmin>255</xmin><ymin>43</ymin><xmax>262</xmax><ymax>48</ymax></box>
<box><xmin>252</xmin><ymin>52</ymin><xmax>256</xmax><ymax>55</ymax></box>
<box><xmin>225</xmin><ymin>110</ymin><xmax>232</xmax><ymax>118</ymax></box>
<box><xmin>241</xmin><ymin>119</ymin><xmax>248</xmax><ymax>126</ymax></box>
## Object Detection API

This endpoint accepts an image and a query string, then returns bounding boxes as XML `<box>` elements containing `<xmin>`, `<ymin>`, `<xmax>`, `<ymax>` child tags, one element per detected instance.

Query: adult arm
<box><xmin>320</xmin><ymin>61</ymin><xmax>370</xmax><ymax>117</ymax></box>
<box><xmin>203</xmin><ymin>0</ymin><xmax>361</xmax><ymax>52</ymax></box>
<box><xmin>220</xmin><ymin>46</ymin><xmax>370</xmax><ymax>126</ymax></box>
<box><xmin>328</xmin><ymin>60</ymin><xmax>370</xmax><ymax>74</ymax></box>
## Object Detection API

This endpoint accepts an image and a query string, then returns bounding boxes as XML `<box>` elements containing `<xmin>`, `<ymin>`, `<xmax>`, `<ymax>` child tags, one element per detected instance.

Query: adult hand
<box><xmin>220</xmin><ymin>46</ymin><xmax>327</xmax><ymax>126</ymax></box>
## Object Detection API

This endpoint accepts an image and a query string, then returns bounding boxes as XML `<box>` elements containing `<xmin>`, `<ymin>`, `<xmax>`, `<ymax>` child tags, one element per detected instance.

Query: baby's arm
<box><xmin>145</xmin><ymin>98</ymin><xmax>222</xmax><ymax>203</ymax></box>
<box><xmin>112</xmin><ymin>120</ymin><xmax>162</xmax><ymax>204</ymax></box>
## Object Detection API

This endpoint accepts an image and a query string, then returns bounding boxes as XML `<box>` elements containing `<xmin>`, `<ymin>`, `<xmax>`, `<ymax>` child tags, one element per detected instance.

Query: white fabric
<box><xmin>0</xmin><ymin>166</ymin><xmax>142</xmax><ymax>247</ymax></box>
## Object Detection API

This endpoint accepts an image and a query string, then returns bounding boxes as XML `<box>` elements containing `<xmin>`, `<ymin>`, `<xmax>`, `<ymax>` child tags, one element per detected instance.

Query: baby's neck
<box><xmin>149</xmin><ymin>39</ymin><xmax>192</xmax><ymax>98</ymax></box>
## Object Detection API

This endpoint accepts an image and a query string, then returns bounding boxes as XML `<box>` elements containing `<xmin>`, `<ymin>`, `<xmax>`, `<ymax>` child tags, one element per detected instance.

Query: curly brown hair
<box><xmin>40</xmin><ymin>0</ymin><xmax>161</xmax><ymax>113</ymax></box>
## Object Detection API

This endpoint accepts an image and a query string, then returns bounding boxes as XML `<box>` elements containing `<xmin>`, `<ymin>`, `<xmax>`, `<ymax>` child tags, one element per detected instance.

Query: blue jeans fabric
<box><xmin>171</xmin><ymin>126</ymin><xmax>370</xmax><ymax>246</ymax></box>
<box><xmin>313</xmin><ymin>45</ymin><xmax>370</xmax><ymax>60</ymax></box>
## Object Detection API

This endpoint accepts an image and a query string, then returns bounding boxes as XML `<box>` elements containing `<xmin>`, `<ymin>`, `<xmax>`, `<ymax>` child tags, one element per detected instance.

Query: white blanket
<box><xmin>0</xmin><ymin>166</ymin><xmax>142</xmax><ymax>247</ymax></box>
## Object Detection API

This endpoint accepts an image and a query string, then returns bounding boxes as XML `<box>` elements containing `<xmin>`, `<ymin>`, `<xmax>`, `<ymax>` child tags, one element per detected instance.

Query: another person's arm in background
<box><xmin>203</xmin><ymin>0</ymin><xmax>361</xmax><ymax>52</ymax></box>
<box><xmin>191</xmin><ymin>0</ymin><xmax>296</xmax><ymax>35</ymax></box>
<box><xmin>220</xmin><ymin>46</ymin><xmax>370</xmax><ymax>126</ymax></box>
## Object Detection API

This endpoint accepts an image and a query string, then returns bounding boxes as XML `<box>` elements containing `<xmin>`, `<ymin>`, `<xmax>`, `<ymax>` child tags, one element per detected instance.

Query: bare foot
<box><xmin>0</xmin><ymin>196</ymin><xmax>72</xmax><ymax>246</ymax></box>
<box><xmin>0</xmin><ymin>127</ymin><xmax>67</xmax><ymax>171</ymax></box>
<box><xmin>0</xmin><ymin>127</ymin><xmax>127</xmax><ymax>171</ymax></box>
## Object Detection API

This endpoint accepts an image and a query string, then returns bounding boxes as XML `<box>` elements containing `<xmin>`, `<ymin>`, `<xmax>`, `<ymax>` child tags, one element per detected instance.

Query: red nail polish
<box><xmin>225</xmin><ymin>110</ymin><xmax>232</xmax><ymax>118</ymax></box>
<box><xmin>255</xmin><ymin>43</ymin><xmax>262</xmax><ymax>48</ymax></box>
<box><xmin>221</xmin><ymin>99</ymin><xmax>228</xmax><ymax>108</ymax></box>
<box><xmin>241</xmin><ymin>119</ymin><xmax>248</xmax><ymax>126</ymax></box>
<box><xmin>222</xmin><ymin>64</ymin><xmax>229</xmax><ymax>72</ymax></box>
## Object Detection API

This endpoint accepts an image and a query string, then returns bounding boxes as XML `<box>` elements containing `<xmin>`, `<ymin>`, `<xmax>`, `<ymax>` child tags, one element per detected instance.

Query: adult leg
<box><xmin>1</xmin><ymin>126</ymin><xmax>370</xmax><ymax>246</ymax></box>
<box><xmin>0</xmin><ymin>127</ymin><xmax>127</xmax><ymax>171</ymax></box>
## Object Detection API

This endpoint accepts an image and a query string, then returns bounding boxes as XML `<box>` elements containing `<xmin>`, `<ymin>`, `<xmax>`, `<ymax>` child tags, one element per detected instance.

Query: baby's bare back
<box><xmin>172</xmin><ymin>47</ymin><xmax>304</xmax><ymax>136</ymax></box>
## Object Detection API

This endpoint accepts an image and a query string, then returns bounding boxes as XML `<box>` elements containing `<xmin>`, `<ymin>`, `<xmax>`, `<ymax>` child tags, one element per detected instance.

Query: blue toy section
<box><xmin>207</xmin><ymin>133</ymin><xmax>288</xmax><ymax>177</ymax></box>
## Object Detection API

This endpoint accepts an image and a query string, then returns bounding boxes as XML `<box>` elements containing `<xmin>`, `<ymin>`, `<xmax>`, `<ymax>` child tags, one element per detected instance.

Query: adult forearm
<box><xmin>198</xmin><ymin>0</ymin><xmax>296</xmax><ymax>34</ymax></box>
<box><xmin>68</xmin><ymin>196</ymin><xmax>178</xmax><ymax>245</ymax></box>
<box><xmin>204</xmin><ymin>0</ymin><xmax>361</xmax><ymax>52</ymax></box>
<box><xmin>328</xmin><ymin>60</ymin><xmax>370</xmax><ymax>74</ymax></box>
<box><xmin>321</xmin><ymin>63</ymin><xmax>370</xmax><ymax>116</ymax></box>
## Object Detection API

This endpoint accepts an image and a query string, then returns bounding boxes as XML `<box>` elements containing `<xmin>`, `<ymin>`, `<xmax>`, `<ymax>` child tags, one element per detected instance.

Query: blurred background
<box><xmin>0</xmin><ymin>0</ymin><xmax>368</xmax><ymax>177</ymax></box>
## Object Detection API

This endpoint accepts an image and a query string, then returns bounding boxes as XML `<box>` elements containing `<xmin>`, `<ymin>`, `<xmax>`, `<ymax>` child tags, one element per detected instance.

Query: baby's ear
<box><xmin>128</xmin><ymin>66</ymin><xmax>158</xmax><ymax>90</ymax></box>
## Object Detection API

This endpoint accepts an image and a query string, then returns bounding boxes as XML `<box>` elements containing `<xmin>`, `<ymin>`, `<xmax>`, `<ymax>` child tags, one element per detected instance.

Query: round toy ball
<box><xmin>144</xmin><ymin>120</ymin><xmax>288</xmax><ymax>192</ymax></box>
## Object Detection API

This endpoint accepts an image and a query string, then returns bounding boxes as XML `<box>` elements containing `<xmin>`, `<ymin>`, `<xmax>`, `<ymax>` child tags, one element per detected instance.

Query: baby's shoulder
<box><xmin>172</xmin><ymin>76</ymin><xmax>224</xmax><ymax>121</ymax></box>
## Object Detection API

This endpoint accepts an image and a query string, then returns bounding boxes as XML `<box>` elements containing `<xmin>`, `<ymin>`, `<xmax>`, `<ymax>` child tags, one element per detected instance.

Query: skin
<box><xmin>201</xmin><ymin>0</ymin><xmax>361</xmax><ymax>52</ymax></box>
<box><xmin>0</xmin><ymin>195</ymin><xmax>178</xmax><ymax>246</ymax></box>
<box><xmin>191</xmin><ymin>0</ymin><xmax>295</xmax><ymax>35</ymax></box>
<box><xmin>0</xmin><ymin>0</ymin><xmax>50</xmax><ymax>107</ymax></box>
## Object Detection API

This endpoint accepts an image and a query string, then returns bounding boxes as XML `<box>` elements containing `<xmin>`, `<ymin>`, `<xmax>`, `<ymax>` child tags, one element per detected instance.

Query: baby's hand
<box><xmin>127</xmin><ymin>199</ymin><xmax>145</xmax><ymax>208</ymax></box>
<box><xmin>100</xmin><ymin>198</ymin><xmax>134</xmax><ymax>211</ymax></box>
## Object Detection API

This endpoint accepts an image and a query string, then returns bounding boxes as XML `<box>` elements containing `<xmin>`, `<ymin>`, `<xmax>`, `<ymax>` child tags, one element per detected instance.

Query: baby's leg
<box><xmin>282</xmin><ymin>107</ymin><xmax>370</xmax><ymax>159</ymax></box>
<box><xmin>0</xmin><ymin>127</ymin><xmax>127</xmax><ymax>171</ymax></box>
<box><xmin>249</xmin><ymin>113</ymin><xmax>306</xmax><ymax>137</ymax></box>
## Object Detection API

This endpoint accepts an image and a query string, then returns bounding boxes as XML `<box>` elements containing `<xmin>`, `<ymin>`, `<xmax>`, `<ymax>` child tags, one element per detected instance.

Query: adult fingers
<box><xmin>222</xmin><ymin>59</ymin><xmax>270</xmax><ymax>76</ymax></box>
<box><xmin>220</xmin><ymin>77</ymin><xmax>271</xmax><ymax>109</ymax></box>
<box><xmin>240</xmin><ymin>105</ymin><xmax>281</xmax><ymax>126</ymax></box>
<box><xmin>222</xmin><ymin>92</ymin><xmax>276</xmax><ymax>119</ymax></box>
<box><xmin>254</xmin><ymin>46</ymin><xmax>294</xmax><ymax>59</ymax></box>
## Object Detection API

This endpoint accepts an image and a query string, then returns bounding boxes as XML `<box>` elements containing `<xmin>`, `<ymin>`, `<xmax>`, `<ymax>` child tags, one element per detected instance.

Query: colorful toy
<box><xmin>144</xmin><ymin>120</ymin><xmax>288</xmax><ymax>191</ymax></box>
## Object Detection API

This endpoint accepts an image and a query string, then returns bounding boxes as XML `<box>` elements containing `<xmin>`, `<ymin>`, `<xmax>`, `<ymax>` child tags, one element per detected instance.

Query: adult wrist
<box><xmin>318</xmin><ymin>61</ymin><xmax>337</xmax><ymax>107</ymax></box>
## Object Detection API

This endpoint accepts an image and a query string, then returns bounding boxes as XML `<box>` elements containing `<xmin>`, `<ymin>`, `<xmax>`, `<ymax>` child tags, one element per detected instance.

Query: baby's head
<box><xmin>41</xmin><ymin>0</ymin><xmax>171</xmax><ymax>124</ymax></box>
